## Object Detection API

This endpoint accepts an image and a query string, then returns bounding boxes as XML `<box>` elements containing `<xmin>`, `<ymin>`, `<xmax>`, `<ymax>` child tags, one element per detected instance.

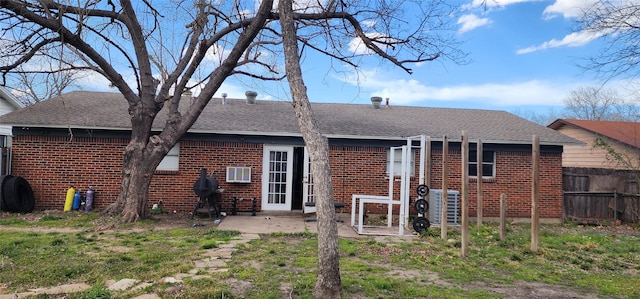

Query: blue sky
<box><xmin>219</xmin><ymin>0</ymin><xmax>631</xmax><ymax>119</ymax></box>
<box><xmin>74</xmin><ymin>0</ymin><xmax>635</xmax><ymax>121</ymax></box>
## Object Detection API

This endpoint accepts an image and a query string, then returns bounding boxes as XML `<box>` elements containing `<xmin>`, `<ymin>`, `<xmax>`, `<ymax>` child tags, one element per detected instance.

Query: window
<box><xmin>157</xmin><ymin>143</ymin><xmax>179</xmax><ymax>171</ymax></box>
<box><xmin>469</xmin><ymin>150</ymin><xmax>495</xmax><ymax>178</ymax></box>
<box><xmin>386</xmin><ymin>148</ymin><xmax>415</xmax><ymax>176</ymax></box>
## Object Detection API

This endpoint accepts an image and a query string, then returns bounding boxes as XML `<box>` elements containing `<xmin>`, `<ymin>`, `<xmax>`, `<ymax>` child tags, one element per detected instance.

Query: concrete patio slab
<box><xmin>216</xmin><ymin>213</ymin><xmax>360</xmax><ymax>238</ymax></box>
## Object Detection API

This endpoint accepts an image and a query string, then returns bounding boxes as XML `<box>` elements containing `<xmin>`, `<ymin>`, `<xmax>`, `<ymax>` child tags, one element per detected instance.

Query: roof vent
<box><xmin>245</xmin><ymin>91</ymin><xmax>257</xmax><ymax>104</ymax></box>
<box><xmin>371</xmin><ymin>96</ymin><xmax>383</xmax><ymax>109</ymax></box>
<box><xmin>221</xmin><ymin>93</ymin><xmax>227</xmax><ymax>105</ymax></box>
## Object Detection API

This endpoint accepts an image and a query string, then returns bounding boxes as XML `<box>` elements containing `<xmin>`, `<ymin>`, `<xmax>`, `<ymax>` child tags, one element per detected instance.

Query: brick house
<box><xmin>0</xmin><ymin>91</ymin><xmax>578</xmax><ymax>221</ymax></box>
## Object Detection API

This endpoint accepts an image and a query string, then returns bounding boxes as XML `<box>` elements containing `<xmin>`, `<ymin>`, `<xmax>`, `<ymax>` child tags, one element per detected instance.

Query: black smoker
<box><xmin>192</xmin><ymin>168</ymin><xmax>223</xmax><ymax>220</ymax></box>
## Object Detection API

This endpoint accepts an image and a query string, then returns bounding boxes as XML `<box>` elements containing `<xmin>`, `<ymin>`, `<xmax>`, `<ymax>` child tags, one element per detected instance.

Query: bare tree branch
<box><xmin>0</xmin><ymin>0</ymin><xmax>465</xmax><ymax>225</ymax></box>
<box><xmin>577</xmin><ymin>1</ymin><xmax>640</xmax><ymax>80</ymax></box>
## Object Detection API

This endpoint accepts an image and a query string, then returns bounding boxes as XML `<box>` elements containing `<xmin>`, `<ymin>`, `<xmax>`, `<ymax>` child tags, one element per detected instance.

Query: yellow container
<box><xmin>64</xmin><ymin>187</ymin><xmax>75</xmax><ymax>212</ymax></box>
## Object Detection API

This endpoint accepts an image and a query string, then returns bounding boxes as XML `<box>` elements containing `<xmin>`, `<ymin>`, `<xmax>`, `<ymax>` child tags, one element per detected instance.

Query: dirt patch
<box><xmin>224</xmin><ymin>278</ymin><xmax>253</xmax><ymax>296</ymax></box>
<box><xmin>473</xmin><ymin>281</ymin><xmax>599</xmax><ymax>299</ymax></box>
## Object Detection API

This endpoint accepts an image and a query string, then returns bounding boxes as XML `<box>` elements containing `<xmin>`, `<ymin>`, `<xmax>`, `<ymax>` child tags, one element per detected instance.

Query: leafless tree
<box><xmin>1</xmin><ymin>1</ymin><xmax>464</xmax><ymax>295</ymax></box>
<box><xmin>7</xmin><ymin>70</ymin><xmax>79</xmax><ymax>106</ymax></box>
<box><xmin>0</xmin><ymin>0</ymin><xmax>463</xmax><ymax>220</ymax></box>
<box><xmin>577</xmin><ymin>1</ymin><xmax>640</xmax><ymax>80</ymax></box>
<box><xmin>563</xmin><ymin>86</ymin><xmax>638</xmax><ymax>121</ymax></box>
<box><xmin>278</xmin><ymin>0</ymin><xmax>341</xmax><ymax>296</ymax></box>
<box><xmin>0</xmin><ymin>22</ymin><xmax>83</xmax><ymax>105</ymax></box>
<box><xmin>512</xmin><ymin>108</ymin><xmax>562</xmax><ymax>125</ymax></box>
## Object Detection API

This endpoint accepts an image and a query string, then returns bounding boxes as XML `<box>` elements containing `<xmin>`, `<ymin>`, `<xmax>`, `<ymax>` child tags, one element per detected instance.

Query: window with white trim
<box><xmin>157</xmin><ymin>143</ymin><xmax>180</xmax><ymax>171</ymax></box>
<box><xmin>386</xmin><ymin>148</ymin><xmax>415</xmax><ymax>176</ymax></box>
<box><xmin>469</xmin><ymin>150</ymin><xmax>495</xmax><ymax>178</ymax></box>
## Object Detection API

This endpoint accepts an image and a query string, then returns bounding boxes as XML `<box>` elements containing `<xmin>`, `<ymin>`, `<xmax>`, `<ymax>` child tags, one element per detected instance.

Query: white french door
<box><xmin>302</xmin><ymin>148</ymin><xmax>316</xmax><ymax>214</ymax></box>
<box><xmin>262</xmin><ymin>146</ymin><xmax>294</xmax><ymax>211</ymax></box>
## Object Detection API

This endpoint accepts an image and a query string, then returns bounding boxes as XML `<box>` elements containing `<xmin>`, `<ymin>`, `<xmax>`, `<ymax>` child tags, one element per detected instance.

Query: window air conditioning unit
<box><xmin>226</xmin><ymin>166</ymin><xmax>251</xmax><ymax>183</ymax></box>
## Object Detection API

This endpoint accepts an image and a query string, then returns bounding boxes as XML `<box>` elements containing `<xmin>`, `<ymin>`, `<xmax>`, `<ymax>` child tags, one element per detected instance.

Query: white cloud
<box><xmin>75</xmin><ymin>71</ymin><xmax>116</xmax><ymax>91</ymax></box>
<box><xmin>338</xmin><ymin>68</ymin><xmax>589</xmax><ymax>107</ymax></box>
<box><xmin>348</xmin><ymin>37</ymin><xmax>370</xmax><ymax>55</ymax></box>
<box><xmin>348</xmin><ymin>33</ymin><xmax>399</xmax><ymax>55</ymax></box>
<box><xmin>516</xmin><ymin>29</ymin><xmax>605</xmax><ymax>54</ymax></box>
<box><xmin>462</xmin><ymin>0</ymin><xmax>537</xmax><ymax>10</ymax></box>
<box><xmin>272</xmin><ymin>0</ymin><xmax>333</xmax><ymax>13</ymax></box>
<box><xmin>361</xmin><ymin>20</ymin><xmax>377</xmax><ymax>28</ymax></box>
<box><xmin>457</xmin><ymin>14</ymin><xmax>492</xmax><ymax>33</ymax></box>
<box><xmin>371</xmin><ymin>80</ymin><xmax>573</xmax><ymax>106</ymax></box>
<box><xmin>204</xmin><ymin>43</ymin><xmax>232</xmax><ymax>64</ymax></box>
<box><xmin>543</xmin><ymin>0</ymin><xmax>597</xmax><ymax>19</ymax></box>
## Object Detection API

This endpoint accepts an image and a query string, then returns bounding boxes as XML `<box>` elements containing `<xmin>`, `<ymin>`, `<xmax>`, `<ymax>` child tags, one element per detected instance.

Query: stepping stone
<box><xmin>131</xmin><ymin>293</ymin><xmax>162</xmax><ymax>299</ymax></box>
<box><xmin>108</xmin><ymin>279</ymin><xmax>139</xmax><ymax>291</ymax></box>
<box><xmin>203</xmin><ymin>248</ymin><xmax>234</xmax><ymax>259</ymax></box>
<box><xmin>194</xmin><ymin>258</ymin><xmax>227</xmax><ymax>268</ymax></box>
<box><xmin>160</xmin><ymin>277</ymin><xmax>183</xmax><ymax>284</ymax></box>
<box><xmin>131</xmin><ymin>282</ymin><xmax>154</xmax><ymax>291</ymax></box>
<box><xmin>206</xmin><ymin>268</ymin><xmax>229</xmax><ymax>274</ymax></box>
<box><xmin>30</xmin><ymin>283</ymin><xmax>91</xmax><ymax>294</ymax></box>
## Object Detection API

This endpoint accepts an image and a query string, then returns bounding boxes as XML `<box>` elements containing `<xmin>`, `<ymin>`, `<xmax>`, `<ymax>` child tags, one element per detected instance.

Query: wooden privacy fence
<box><xmin>564</xmin><ymin>191</ymin><xmax>640</xmax><ymax>224</ymax></box>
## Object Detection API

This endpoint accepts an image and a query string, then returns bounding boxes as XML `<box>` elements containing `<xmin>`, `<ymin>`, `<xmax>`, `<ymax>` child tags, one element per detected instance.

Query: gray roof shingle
<box><xmin>0</xmin><ymin>91</ymin><xmax>578</xmax><ymax>145</ymax></box>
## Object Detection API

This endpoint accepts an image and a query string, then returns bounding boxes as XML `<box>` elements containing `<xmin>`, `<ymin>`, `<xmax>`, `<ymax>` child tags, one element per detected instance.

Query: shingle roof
<box><xmin>549</xmin><ymin>119</ymin><xmax>640</xmax><ymax>149</ymax></box>
<box><xmin>0</xmin><ymin>91</ymin><xmax>578</xmax><ymax>145</ymax></box>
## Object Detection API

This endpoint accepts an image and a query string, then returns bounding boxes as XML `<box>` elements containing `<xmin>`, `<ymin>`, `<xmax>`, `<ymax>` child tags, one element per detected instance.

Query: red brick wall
<box><xmin>11</xmin><ymin>135</ymin><xmax>126</xmax><ymax>211</ymax></box>
<box><xmin>429</xmin><ymin>149</ymin><xmax>563</xmax><ymax>218</ymax></box>
<box><xmin>331</xmin><ymin>146</ymin><xmax>563</xmax><ymax>219</ymax></box>
<box><xmin>10</xmin><ymin>135</ymin><xmax>563</xmax><ymax>219</ymax></box>
<box><xmin>178</xmin><ymin>141</ymin><xmax>263</xmax><ymax>213</ymax></box>
<box><xmin>10</xmin><ymin>136</ymin><xmax>264</xmax><ymax>213</ymax></box>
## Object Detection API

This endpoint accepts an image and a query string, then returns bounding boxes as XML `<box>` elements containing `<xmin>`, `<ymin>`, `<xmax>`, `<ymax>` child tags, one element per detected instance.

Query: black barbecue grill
<box><xmin>192</xmin><ymin>168</ymin><xmax>223</xmax><ymax>220</ymax></box>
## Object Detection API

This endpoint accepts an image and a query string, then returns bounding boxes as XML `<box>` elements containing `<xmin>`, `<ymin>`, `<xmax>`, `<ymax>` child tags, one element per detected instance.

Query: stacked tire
<box><xmin>0</xmin><ymin>175</ymin><xmax>35</xmax><ymax>213</ymax></box>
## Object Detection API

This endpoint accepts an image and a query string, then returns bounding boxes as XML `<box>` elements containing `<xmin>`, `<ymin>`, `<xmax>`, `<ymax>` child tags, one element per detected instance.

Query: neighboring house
<box><xmin>0</xmin><ymin>86</ymin><xmax>24</xmax><ymax>176</ymax></box>
<box><xmin>0</xmin><ymin>91</ymin><xmax>579</xmax><ymax>221</ymax></box>
<box><xmin>0</xmin><ymin>86</ymin><xmax>24</xmax><ymax>143</ymax></box>
<box><xmin>549</xmin><ymin>119</ymin><xmax>640</xmax><ymax>223</ymax></box>
<box><xmin>548</xmin><ymin>119</ymin><xmax>640</xmax><ymax>171</ymax></box>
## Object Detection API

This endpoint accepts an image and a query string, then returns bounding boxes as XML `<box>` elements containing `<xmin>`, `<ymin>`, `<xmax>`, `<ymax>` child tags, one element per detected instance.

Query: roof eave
<box><xmin>0</xmin><ymin>87</ymin><xmax>25</xmax><ymax>109</ymax></box>
<box><xmin>11</xmin><ymin>125</ymin><xmax>582</xmax><ymax>146</ymax></box>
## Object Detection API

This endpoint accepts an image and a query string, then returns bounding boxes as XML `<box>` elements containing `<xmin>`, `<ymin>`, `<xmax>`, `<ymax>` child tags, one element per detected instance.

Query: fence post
<box><xmin>477</xmin><ymin>139</ymin><xmax>483</xmax><ymax>230</ymax></box>
<box><xmin>613</xmin><ymin>191</ymin><xmax>618</xmax><ymax>227</ymax></box>
<box><xmin>461</xmin><ymin>131</ymin><xmax>469</xmax><ymax>257</ymax></box>
<box><xmin>500</xmin><ymin>194</ymin><xmax>506</xmax><ymax>241</ymax></box>
<box><xmin>441</xmin><ymin>135</ymin><xmax>448</xmax><ymax>241</ymax></box>
<box><xmin>531</xmin><ymin>134</ymin><xmax>540</xmax><ymax>252</ymax></box>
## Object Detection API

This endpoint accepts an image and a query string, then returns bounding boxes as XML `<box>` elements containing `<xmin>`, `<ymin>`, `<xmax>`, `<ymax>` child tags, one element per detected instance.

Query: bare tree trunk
<box><xmin>279</xmin><ymin>1</ymin><xmax>341</xmax><ymax>297</ymax></box>
<box><xmin>103</xmin><ymin>100</ymin><xmax>163</xmax><ymax>222</ymax></box>
<box><xmin>102</xmin><ymin>0</ymin><xmax>274</xmax><ymax>223</ymax></box>
<box><xmin>104</xmin><ymin>141</ymin><xmax>156</xmax><ymax>222</ymax></box>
